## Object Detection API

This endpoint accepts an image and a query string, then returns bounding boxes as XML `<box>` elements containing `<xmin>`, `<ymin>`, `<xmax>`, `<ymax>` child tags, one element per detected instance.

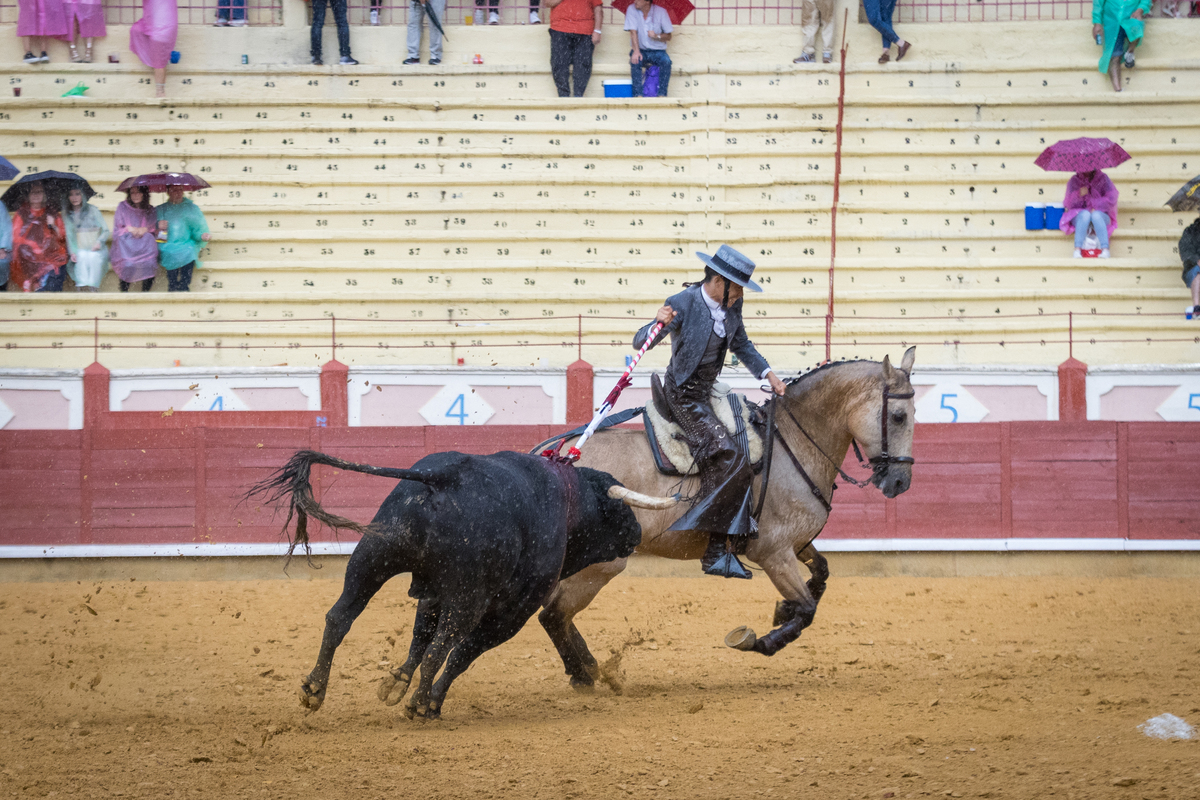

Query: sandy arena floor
<box><xmin>2</xmin><ymin>571</ymin><xmax>1199</xmax><ymax>799</ymax></box>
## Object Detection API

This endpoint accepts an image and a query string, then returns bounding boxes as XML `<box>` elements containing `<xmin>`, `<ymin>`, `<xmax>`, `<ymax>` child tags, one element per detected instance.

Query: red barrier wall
<box><xmin>2</xmin><ymin>423</ymin><xmax>1198</xmax><ymax>549</ymax></box>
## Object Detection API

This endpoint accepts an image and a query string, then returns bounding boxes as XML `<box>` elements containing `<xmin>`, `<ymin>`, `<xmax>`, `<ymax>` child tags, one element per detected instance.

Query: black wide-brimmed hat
<box><xmin>696</xmin><ymin>244</ymin><xmax>763</xmax><ymax>292</ymax></box>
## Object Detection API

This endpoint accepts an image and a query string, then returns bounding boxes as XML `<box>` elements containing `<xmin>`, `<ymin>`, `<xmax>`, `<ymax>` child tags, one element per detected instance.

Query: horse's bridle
<box><xmin>758</xmin><ymin>377</ymin><xmax>916</xmax><ymax>514</ymax></box>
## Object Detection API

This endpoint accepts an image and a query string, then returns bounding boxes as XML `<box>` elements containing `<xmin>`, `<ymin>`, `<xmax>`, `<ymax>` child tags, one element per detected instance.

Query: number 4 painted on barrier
<box><xmin>446</xmin><ymin>393</ymin><xmax>468</xmax><ymax>425</ymax></box>
<box><xmin>940</xmin><ymin>393</ymin><xmax>958</xmax><ymax>423</ymax></box>
<box><xmin>209</xmin><ymin>396</ymin><xmax>224</xmax><ymax>411</ymax></box>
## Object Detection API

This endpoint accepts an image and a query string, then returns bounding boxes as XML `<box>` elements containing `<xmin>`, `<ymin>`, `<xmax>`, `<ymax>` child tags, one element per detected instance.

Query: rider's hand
<box><xmin>654</xmin><ymin>304</ymin><xmax>676</xmax><ymax>325</ymax></box>
<box><xmin>767</xmin><ymin>372</ymin><xmax>786</xmax><ymax>396</ymax></box>
<box><xmin>1131</xmin><ymin>8</ymin><xmax>1143</xmax><ymax>19</ymax></box>
<box><xmin>1092</xmin><ymin>23</ymin><xmax>1102</xmax><ymax>39</ymax></box>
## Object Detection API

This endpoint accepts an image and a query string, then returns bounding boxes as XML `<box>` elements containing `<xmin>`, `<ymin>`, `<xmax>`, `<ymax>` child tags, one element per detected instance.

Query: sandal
<box><xmin>84</xmin><ymin>44</ymin><xmax>93</xmax><ymax>63</ymax></box>
<box><xmin>69</xmin><ymin>44</ymin><xmax>82</xmax><ymax>62</ymax></box>
<box><xmin>878</xmin><ymin>51</ymin><xmax>890</xmax><ymax>64</ymax></box>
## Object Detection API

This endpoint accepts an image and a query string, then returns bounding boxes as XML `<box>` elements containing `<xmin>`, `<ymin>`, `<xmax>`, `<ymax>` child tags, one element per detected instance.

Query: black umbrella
<box><xmin>1</xmin><ymin>170</ymin><xmax>94</xmax><ymax>211</ymax></box>
<box><xmin>0</xmin><ymin>156</ymin><xmax>17</xmax><ymax>182</ymax></box>
<box><xmin>1166</xmin><ymin>175</ymin><xmax>1200</xmax><ymax>213</ymax></box>
<box><xmin>421</xmin><ymin>0</ymin><xmax>447</xmax><ymax>39</ymax></box>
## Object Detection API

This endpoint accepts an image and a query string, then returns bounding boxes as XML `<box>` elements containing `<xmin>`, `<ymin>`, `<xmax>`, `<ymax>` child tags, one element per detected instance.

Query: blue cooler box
<box><xmin>1024</xmin><ymin>203</ymin><xmax>1046</xmax><ymax>230</ymax></box>
<box><xmin>603</xmin><ymin>80</ymin><xmax>633</xmax><ymax>98</ymax></box>
<box><xmin>1044</xmin><ymin>203</ymin><xmax>1064</xmax><ymax>229</ymax></box>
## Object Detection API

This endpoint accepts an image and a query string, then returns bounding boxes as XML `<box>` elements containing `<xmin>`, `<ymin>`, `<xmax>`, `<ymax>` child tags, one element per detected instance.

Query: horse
<box><xmin>538</xmin><ymin>347</ymin><xmax>917</xmax><ymax>689</ymax></box>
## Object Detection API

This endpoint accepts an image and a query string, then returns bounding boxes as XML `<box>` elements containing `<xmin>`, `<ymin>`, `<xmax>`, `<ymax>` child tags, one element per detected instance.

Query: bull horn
<box><xmin>607</xmin><ymin>485</ymin><xmax>680</xmax><ymax>510</ymax></box>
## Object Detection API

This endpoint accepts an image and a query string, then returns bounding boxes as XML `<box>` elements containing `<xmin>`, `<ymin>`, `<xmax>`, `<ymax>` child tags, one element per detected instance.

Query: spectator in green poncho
<box><xmin>155</xmin><ymin>186</ymin><xmax>211</xmax><ymax>292</ymax></box>
<box><xmin>1093</xmin><ymin>0</ymin><xmax>1149</xmax><ymax>93</ymax></box>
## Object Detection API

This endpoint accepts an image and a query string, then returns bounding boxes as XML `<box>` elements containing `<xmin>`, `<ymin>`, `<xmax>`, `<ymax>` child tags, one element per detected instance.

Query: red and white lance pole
<box><xmin>566</xmin><ymin>320</ymin><xmax>665</xmax><ymax>461</ymax></box>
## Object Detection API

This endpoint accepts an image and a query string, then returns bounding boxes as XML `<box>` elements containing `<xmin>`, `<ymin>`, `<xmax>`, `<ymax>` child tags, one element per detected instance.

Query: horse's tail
<box><xmin>245</xmin><ymin>450</ymin><xmax>434</xmax><ymax>569</ymax></box>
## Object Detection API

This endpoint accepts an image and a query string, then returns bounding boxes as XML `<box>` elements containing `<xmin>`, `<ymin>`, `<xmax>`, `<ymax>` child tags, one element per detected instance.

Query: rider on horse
<box><xmin>634</xmin><ymin>245</ymin><xmax>787</xmax><ymax>580</ymax></box>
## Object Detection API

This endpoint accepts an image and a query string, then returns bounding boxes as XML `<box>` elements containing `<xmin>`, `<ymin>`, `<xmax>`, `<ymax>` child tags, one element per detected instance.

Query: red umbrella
<box><xmin>116</xmin><ymin>172</ymin><xmax>211</xmax><ymax>193</ymax></box>
<box><xmin>612</xmin><ymin>0</ymin><xmax>694</xmax><ymax>26</ymax></box>
<box><xmin>1034</xmin><ymin>137</ymin><xmax>1131</xmax><ymax>173</ymax></box>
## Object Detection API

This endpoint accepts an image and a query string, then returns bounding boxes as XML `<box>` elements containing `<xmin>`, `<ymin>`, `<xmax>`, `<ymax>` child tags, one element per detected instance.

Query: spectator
<box><xmin>862</xmin><ymin>0</ymin><xmax>910</xmax><ymax>64</ymax></box>
<box><xmin>156</xmin><ymin>185</ymin><xmax>211</xmax><ymax>293</ymax></box>
<box><xmin>311</xmin><ymin>0</ymin><xmax>358</xmax><ymax>65</ymax></box>
<box><xmin>404</xmin><ymin>0</ymin><xmax>445</xmax><ymax>65</ymax></box>
<box><xmin>129</xmin><ymin>0</ymin><xmax>177</xmax><ymax>97</ymax></box>
<box><xmin>1181</xmin><ymin>213</ymin><xmax>1200</xmax><ymax>319</ymax></box>
<box><xmin>112</xmin><ymin>185</ymin><xmax>159</xmax><ymax>292</ymax></box>
<box><xmin>62</xmin><ymin>0</ymin><xmax>105</xmax><ymax>62</ymax></box>
<box><xmin>214</xmin><ymin>0</ymin><xmax>247</xmax><ymax>26</ymax></box>
<box><xmin>0</xmin><ymin>208</ymin><xmax>11</xmax><ymax>292</ymax></box>
<box><xmin>1060</xmin><ymin>169</ymin><xmax>1117</xmax><ymax>258</ymax></box>
<box><xmin>370</xmin><ymin>0</ymin><xmax>381</xmax><ymax>25</ymax></box>
<box><xmin>625</xmin><ymin>0</ymin><xmax>671</xmax><ymax>98</ymax></box>
<box><xmin>18</xmin><ymin>0</ymin><xmax>68</xmax><ymax>63</ymax></box>
<box><xmin>64</xmin><ymin>183</ymin><xmax>110</xmax><ymax>292</ymax></box>
<box><xmin>10</xmin><ymin>181</ymin><xmax>68</xmax><ymax>292</ymax></box>
<box><xmin>1093</xmin><ymin>0</ymin><xmax>1148</xmax><ymax>92</ymax></box>
<box><xmin>545</xmin><ymin>0</ymin><xmax>602</xmax><ymax>97</ymax></box>
<box><xmin>794</xmin><ymin>0</ymin><xmax>834</xmax><ymax>64</ymax></box>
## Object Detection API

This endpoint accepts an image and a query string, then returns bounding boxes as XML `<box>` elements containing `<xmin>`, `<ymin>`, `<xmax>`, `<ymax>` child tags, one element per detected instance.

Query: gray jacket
<box><xmin>633</xmin><ymin>283</ymin><xmax>770</xmax><ymax>386</ymax></box>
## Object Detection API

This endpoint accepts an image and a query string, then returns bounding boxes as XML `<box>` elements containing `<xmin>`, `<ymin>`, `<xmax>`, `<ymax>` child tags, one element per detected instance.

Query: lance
<box><xmin>567</xmin><ymin>320</ymin><xmax>665</xmax><ymax>460</ymax></box>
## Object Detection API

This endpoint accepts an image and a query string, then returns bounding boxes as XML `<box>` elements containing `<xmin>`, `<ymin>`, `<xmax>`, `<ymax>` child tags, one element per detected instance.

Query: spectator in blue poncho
<box><xmin>155</xmin><ymin>185</ymin><xmax>211</xmax><ymax>292</ymax></box>
<box><xmin>1093</xmin><ymin>0</ymin><xmax>1149</xmax><ymax>92</ymax></box>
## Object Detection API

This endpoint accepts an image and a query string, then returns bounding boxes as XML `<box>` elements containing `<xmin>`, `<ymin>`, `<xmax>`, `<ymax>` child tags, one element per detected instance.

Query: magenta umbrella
<box><xmin>116</xmin><ymin>172</ymin><xmax>211</xmax><ymax>193</ymax></box>
<box><xmin>1035</xmin><ymin>137</ymin><xmax>1131</xmax><ymax>172</ymax></box>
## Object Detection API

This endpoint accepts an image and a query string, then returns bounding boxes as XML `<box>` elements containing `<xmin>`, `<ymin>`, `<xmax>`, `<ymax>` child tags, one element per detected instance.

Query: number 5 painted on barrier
<box><xmin>940</xmin><ymin>393</ymin><xmax>958</xmax><ymax>423</ymax></box>
<box><xmin>1189</xmin><ymin>394</ymin><xmax>1200</xmax><ymax>413</ymax></box>
<box><xmin>446</xmin><ymin>393</ymin><xmax>468</xmax><ymax>425</ymax></box>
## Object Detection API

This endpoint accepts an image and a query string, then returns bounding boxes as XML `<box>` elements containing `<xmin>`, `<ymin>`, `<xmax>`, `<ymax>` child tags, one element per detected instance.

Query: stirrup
<box><xmin>704</xmin><ymin>552</ymin><xmax>753</xmax><ymax>580</ymax></box>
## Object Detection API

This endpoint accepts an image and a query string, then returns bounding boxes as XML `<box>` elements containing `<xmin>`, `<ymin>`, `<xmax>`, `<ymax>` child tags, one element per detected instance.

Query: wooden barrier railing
<box><xmin>1</xmin><ymin>421</ymin><xmax>1197</xmax><ymax>551</ymax></box>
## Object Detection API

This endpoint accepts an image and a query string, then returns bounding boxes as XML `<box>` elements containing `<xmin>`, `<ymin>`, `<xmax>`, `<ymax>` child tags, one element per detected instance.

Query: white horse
<box><xmin>538</xmin><ymin>348</ymin><xmax>917</xmax><ymax>688</ymax></box>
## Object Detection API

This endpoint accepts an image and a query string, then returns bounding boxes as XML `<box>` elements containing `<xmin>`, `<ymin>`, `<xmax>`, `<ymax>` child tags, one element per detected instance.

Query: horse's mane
<box><xmin>784</xmin><ymin>358</ymin><xmax>875</xmax><ymax>389</ymax></box>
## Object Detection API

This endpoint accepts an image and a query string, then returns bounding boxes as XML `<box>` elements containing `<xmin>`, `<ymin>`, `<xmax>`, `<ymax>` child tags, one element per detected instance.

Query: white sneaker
<box><xmin>370</xmin><ymin>8</ymin><xmax>379</xmax><ymax>24</ymax></box>
<box><xmin>489</xmin><ymin>10</ymin><xmax>500</xmax><ymax>24</ymax></box>
<box><xmin>1073</xmin><ymin>248</ymin><xmax>1082</xmax><ymax>258</ymax></box>
<box><xmin>529</xmin><ymin>9</ymin><xmax>540</xmax><ymax>23</ymax></box>
<box><xmin>230</xmin><ymin>18</ymin><xmax>247</xmax><ymax>26</ymax></box>
<box><xmin>1187</xmin><ymin>305</ymin><xmax>1198</xmax><ymax>321</ymax></box>
<box><xmin>1099</xmin><ymin>249</ymin><xmax>1110</xmax><ymax>258</ymax></box>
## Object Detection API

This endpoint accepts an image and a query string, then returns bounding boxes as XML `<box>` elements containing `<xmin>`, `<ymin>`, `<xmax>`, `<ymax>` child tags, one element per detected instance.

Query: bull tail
<box><xmin>245</xmin><ymin>449</ymin><xmax>435</xmax><ymax>569</ymax></box>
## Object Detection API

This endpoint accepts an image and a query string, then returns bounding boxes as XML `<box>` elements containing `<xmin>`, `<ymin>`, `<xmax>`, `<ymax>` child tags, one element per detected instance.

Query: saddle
<box><xmin>644</xmin><ymin>374</ymin><xmax>763</xmax><ymax>477</ymax></box>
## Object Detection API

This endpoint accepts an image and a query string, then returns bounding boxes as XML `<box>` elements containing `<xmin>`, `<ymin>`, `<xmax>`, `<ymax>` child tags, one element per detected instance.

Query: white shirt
<box><xmin>699</xmin><ymin>284</ymin><xmax>774</xmax><ymax>381</ymax></box>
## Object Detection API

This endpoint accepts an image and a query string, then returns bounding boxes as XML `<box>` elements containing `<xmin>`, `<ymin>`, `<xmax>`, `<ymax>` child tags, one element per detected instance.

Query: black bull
<box><xmin>249</xmin><ymin>449</ymin><xmax>642</xmax><ymax>719</ymax></box>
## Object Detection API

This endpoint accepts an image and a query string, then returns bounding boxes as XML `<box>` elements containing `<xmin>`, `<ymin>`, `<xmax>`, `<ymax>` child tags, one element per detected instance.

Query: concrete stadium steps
<box><xmin>3</xmin><ymin>53</ymin><xmax>1199</xmax><ymax>370</ymax></box>
<box><xmin>0</xmin><ymin>292</ymin><xmax>1188</xmax><ymax>371</ymax></box>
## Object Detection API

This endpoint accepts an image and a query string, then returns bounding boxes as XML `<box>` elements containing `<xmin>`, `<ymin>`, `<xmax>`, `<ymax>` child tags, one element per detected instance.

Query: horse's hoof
<box><xmin>569</xmin><ymin>676</ymin><xmax>596</xmax><ymax>694</ymax></box>
<box><xmin>299</xmin><ymin>680</ymin><xmax>326</xmax><ymax>711</ymax></box>
<box><xmin>725</xmin><ymin>626</ymin><xmax>758</xmax><ymax>651</ymax></box>
<box><xmin>379</xmin><ymin>672</ymin><xmax>411</xmax><ymax>706</ymax></box>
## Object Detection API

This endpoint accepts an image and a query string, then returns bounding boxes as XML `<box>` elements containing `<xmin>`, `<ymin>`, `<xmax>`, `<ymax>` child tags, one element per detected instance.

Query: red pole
<box><xmin>577</xmin><ymin>313</ymin><xmax>582</xmax><ymax>361</ymax></box>
<box><xmin>93</xmin><ymin>316</ymin><xmax>99</xmax><ymax>364</ymax></box>
<box><xmin>331</xmin><ymin>313</ymin><xmax>337</xmax><ymax>361</ymax></box>
<box><xmin>1068</xmin><ymin>311</ymin><xmax>1074</xmax><ymax>360</ymax></box>
<box><xmin>826</xmin><ymin>10</ymin><xmax>850</xmax><ymax>363</ymax></box>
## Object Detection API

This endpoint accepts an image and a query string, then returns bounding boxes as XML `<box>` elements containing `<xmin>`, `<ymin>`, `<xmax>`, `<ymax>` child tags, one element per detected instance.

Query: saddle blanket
<box><xmin>644</xmin><ymin>382</ymin><xmax>763</xmax><ymax>475</ymax></box>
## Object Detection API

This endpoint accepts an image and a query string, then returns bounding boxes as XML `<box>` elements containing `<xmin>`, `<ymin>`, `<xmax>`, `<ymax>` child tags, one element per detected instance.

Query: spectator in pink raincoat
<box><xmin>1060</xmin><ymin>169</ymin><xmax>1119</xmax><ymax>258</ymax></box>
<box><xmin>18</xmin><ymin>0</ymin><xmax>68</xmax><ymax>63</ymax></box>
<box><xmin>60</xmin><ymin>0</ymin><xmax>106</xmax><ymax>63</ymax></box>
<box><xmin>129</xmin><ymin>0</ymin><xmax>177</xmax><ymax>98</ymax></box>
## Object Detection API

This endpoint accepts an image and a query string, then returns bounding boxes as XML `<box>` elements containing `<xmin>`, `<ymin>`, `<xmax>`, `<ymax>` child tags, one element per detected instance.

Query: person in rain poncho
<box><xmin>155</xmin><ymin>185</ymin><xmax>211</xmax><ymax>292</ymax></box>
<box><xmin>111</xmin><ymin>185</ymin><xmax>159</xmax><ymax>292</ymax></box>
<box><xmin>1060</xmin><ymin>169</ymin><xmax>1118</xmax><ymax>258</ymax></box>
<box><xmin>0</xmin><ymin>208</ymin><xmax>12</xmax><ymax>291</ymax></box>
<box><xmin>1093</xmin><ymin>0</ymin><xmax>1149</xmax><ymax>92</ymax></box>
<box><xmin>64</xmin><ymin>183</ymin><xmax>110</xmax><ymax>292</ymax></box>
<box><xmin>130</xmin><ymin>0</ymin><xmax>178</xmax><ymax>97</ymax></box>
<box><xmin>1181</xmin><ymin>214</ymin><xmax>1200</xmax><ymax>319</ymax></box>
<box><xmin>10</xmin><ymin>181</ymin><xmax>69</xmax><ymax>292</ymax></box>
